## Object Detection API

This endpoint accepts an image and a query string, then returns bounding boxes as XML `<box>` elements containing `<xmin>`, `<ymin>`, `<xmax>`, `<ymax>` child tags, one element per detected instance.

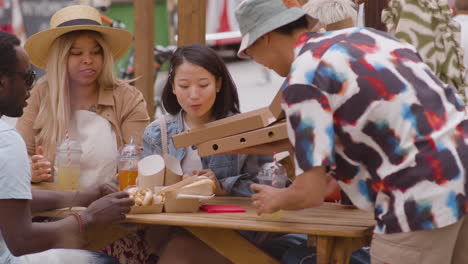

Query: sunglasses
<box><xmin>3</xmin><ymin>70</ymin><xmax>37</xmax><ymax>87</ymax></box>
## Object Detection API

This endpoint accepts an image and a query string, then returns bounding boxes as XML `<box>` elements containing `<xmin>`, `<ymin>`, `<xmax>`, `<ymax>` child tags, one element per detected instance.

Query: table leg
<box><xmin>332</xmin><ymin>236</ymin><xmax>371</xmax><ymax>264</ymax></box>
<box><xmin>316</xmin><ymin>236</ymin><xmax>334</xmax><ymax>264</ymax></box>
<box><xmin>317</xmin><ymin>236</ymin><xmax>371</xmax><ymax>264</ymax></box>
<box><xmin>307</xmin><ymin>235</ymin><xmax>316</xmax><ymax>247</ymax></box>
<box><xmin>185</xmin><ymin>226</ymin><xmax>279</xmax><ymax>264</ymax></box>
<box><xmin>331</xmin><ymin>238</ymin><xmax>353</xmax><ymax>264</ymax></box>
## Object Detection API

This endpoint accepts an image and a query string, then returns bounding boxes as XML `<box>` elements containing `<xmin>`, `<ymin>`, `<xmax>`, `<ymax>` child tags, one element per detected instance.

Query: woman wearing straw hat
<box><xmin>15</xmin><ymin>5</ymin><xmax>151</xmax><ymax>264</ymax></box>
<box><xmin>16</xmin><ymin>5</ymin><xmax>149</xmax><ymax>187</ymax></box>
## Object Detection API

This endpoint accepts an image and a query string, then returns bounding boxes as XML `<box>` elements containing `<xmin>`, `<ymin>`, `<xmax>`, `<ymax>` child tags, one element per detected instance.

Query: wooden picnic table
<box><xmin>33</xmin><ymin>183</ymin><xmax>375</xmax><ymax>264</ymax></box>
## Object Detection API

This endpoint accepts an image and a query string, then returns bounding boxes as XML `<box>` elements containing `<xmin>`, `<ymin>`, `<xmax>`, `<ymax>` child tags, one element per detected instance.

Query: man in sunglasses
<box><xmin>0</xmin><ymin>31</ymin><xmax>134</xmax><ymax>264</ymax></box>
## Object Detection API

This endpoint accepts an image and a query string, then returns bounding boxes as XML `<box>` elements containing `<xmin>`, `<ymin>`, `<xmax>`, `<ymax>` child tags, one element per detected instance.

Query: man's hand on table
<box><xmin>251</xmin><ymin>184</ymin><xmax>285</xmax><ymax>215</ymax></box>
<box><xmin>251</xmin><ymin>166</ymin><xmax>328</xmax><ymax>214</ymax></box>
<box><xmin>80</xmin><ymin>191</ymin><xmax>134</xmax><ymax>230</ymax></box>
<box><xmin>77</xmin><ymin>183</ymin><xmax>118</xmax><ymax>207</ymax></box>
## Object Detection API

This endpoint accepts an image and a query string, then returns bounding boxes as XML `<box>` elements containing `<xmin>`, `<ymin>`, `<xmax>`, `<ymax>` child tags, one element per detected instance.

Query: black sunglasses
<box><xmin>3</xmin><ymin>70</ymin><xmax>36</xmax><ymax>86</ymax></box>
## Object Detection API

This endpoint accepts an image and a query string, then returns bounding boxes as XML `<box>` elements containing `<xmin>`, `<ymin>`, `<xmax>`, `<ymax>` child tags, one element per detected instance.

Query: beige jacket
<box><xmin>16</xmin><ymin>82</ymin><xmax>150</xmax><ymax>164</ymax></box>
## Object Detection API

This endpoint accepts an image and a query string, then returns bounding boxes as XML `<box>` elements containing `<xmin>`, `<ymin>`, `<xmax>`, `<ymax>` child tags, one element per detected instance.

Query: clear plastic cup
<box><xmin>256</xmin><ymin>160</ymin><xmax>289</xmax><ymax>219</ymax></box>
<box><xmin>117</xmin><ymin>136</ymin><xmax>141</xmax><ymax>191</ymax></box>
<box><xmin>55</xmin><ymin>139</ymin><xmax>82</xmax><ymax>191</ymax></box>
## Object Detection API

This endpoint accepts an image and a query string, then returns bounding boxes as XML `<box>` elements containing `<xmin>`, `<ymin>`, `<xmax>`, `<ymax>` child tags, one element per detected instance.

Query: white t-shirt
<box><xmin>181</xmin><ymin>119</ymin><xmax>203</xmax><ymax>174</ymax></box>
<box><xmin>0</xmin><ymin>120</ymin><xmax>116</xmax><ymax>263</ymax></box>
<box><xmin>0</xmin><ymin>119</ymin><xmax>32</xmax><ymax>264</ymax></box>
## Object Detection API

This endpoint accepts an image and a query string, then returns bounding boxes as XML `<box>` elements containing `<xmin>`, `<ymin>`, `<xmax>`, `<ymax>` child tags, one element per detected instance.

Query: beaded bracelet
<box><xmin>70</xmin><ymin>212</ymin><xmax>83</xmax><ymax>233</ymax></box>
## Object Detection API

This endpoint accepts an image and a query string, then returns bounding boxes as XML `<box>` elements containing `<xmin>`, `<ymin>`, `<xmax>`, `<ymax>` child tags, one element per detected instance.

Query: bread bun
<box><xmin>178</xmin><ymin>179</ymin><xmax>215</xmax><ymax>196</ymax></box>
<box><xmin>128</xmin><ymin>187</ymin><xmax>154</xmax><ymax>206</ymax></box>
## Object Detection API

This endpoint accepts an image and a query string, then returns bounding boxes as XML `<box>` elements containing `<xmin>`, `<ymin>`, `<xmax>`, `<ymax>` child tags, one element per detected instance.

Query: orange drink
<box><xmin>118</xmin><ymin>170</ymin><xmax>138</xmax><ymax>191</ymax></box>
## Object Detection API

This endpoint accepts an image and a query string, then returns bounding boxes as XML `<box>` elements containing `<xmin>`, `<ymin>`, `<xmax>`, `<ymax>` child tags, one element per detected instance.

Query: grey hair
<box><xmin>303</xmin><ymin>0</ymin><xmax>357</xmax><ymax>26</ymax></box>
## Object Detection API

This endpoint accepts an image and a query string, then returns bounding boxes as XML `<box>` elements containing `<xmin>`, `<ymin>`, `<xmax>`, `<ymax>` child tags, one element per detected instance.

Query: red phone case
<box><xmin>200</xmin><ymin>205</ymin><xmax>246</xmax><ymax>213</ymax></box>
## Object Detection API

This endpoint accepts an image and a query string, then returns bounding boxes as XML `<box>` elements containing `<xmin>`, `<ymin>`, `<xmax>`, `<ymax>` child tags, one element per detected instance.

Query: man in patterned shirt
<box><xmin>236</xmin><ymin>0</ymin><xmax>468</xmax><ymax>263</ymax></box>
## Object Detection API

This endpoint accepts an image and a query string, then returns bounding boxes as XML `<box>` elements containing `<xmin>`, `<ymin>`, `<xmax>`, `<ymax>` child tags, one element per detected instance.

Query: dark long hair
<box><xmin>162</xmin><ymin>44</ymin><xmax>240</xmax><ymax>120</ymax></box>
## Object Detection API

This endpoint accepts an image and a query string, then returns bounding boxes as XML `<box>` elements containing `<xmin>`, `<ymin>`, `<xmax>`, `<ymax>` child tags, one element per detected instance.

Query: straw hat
<box><xmin>25</xmin><ymin>5</ymin><xmax>132</xmax><ymax>69</ymax></box>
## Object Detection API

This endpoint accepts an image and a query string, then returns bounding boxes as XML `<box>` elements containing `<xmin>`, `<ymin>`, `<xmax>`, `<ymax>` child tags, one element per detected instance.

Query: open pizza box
<box><xmin>172</xmin><ymin>89</ymin><xmax>284</xmax><ymax>149</ymax></box>
<box><xmin>128</xmin><ymin>154</ymin><xmax>214</xmax><ymax>214</ymax></box>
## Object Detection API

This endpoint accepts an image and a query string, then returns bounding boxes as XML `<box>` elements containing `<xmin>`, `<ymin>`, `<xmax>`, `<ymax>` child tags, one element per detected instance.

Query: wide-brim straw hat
<box><xmin>25</xmin><ymin>5</ymin><xmax>133</xmax><ymax>69</ymax></box>
<box><xmin>235</xmin><ymin>0</ymin><xmax>318</xmax><ymax>58</ymax></box>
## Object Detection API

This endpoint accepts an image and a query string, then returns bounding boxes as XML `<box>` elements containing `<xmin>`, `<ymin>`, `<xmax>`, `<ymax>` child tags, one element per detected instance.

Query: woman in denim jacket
<box><xmin>142</xmin><ymin>44</ymin><xmax>269</xmax><ymax>197</ymax></box>
<box><xmin>142</xmin><ymin>44</ymin><xmax>305</xmax><ymax>263</ymax></box>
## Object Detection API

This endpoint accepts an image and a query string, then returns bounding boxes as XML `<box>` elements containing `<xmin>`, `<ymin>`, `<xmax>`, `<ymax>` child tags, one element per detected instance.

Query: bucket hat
<box><xmin>235</xmin><ymin>0</ymin><xmax>318</xmax><ymax>58</ymax></box>
<box><xmin>24</xmin><ymin>5</ymin><xmax>132</xmax><ymax>69</ymax></box>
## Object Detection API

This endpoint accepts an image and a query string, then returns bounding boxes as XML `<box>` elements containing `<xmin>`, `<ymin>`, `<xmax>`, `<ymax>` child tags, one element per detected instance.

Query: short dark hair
<box><xmin>162</xmin><ymin>44</ymin><xmax>240</xmax><ymax>119</ymax></box>
<box><xmin>273</xmin><ymin>16</ymin><xmax>309</xmax><ymax>35</ymax></box>
<box><xmin>0</xmin><ymin>31</ymin><xmax>21</xmax><ymax>74</ymax></box>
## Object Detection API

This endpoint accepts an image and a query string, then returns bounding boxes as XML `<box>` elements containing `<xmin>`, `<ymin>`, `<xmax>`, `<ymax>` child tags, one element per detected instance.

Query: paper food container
<box><xmin>163</xmin><ymin>190</ymin><xmax>201</xmax><ymax>213</ymax></box>
<box><xmin>135</xmin><ymin>155</ymin><xmax>213</xmax><ymax>213</ymax></box>
<box><xmin>137</xmin><ymin>154</ymin><xmax>183</xmax><ymax>188</ymax></box>
<box><xmin>163</xmin><ymin>153</ymin><xmax>182</xmax><ymax>185</ymax></box>
<box><xmin>137</xmin><ymin>155</ymin><xmax>165</xmax><ymax>188</ymax></box>
<box><xmin>159</xmin><ymin>177</ymin><xmax>215</xmax><ymax>213</ymax></box>
<box><xmin>129</xmin><ymin>203</ymin><xmax>164</xmax><ymax>214</ymax></box>
<box><xmin>126</xmin><ymin>185</ymin><xmax>165</xmax><ymax>214</ymax></box>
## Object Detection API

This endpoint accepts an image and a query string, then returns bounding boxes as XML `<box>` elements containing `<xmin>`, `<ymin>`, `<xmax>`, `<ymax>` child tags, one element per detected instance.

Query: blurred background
<box><xmin>0</xmin><ymin>0</ymin><xmax>283</xmax><ymax>126</ymax></box>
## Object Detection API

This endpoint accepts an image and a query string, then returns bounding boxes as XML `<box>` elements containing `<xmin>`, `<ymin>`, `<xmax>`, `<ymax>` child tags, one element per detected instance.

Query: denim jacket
<box><xmin>142</xmin><ymin>111</ymin><xmax>271</xmax><ymax>197</ymax></box>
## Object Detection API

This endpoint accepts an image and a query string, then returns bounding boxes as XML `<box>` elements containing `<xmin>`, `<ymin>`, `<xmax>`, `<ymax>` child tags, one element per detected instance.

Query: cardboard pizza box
<box><xmin>172</xmin><ymin>89</ymin><xmax>284</xmax><ymax>149</ymax></box>
<box><xmin>196</xmin><ymin>120</ymin><xmax>288</xmax><ymax>157</ymax></box>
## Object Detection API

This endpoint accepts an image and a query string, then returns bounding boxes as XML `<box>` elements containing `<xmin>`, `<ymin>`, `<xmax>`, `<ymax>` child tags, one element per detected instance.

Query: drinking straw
<box><xmin>65</xmin><ymin>129</ymin><xmax>74</xmax><ymax>189</ymax></box>
<box><xmin>65</xmin><ymin>129</ymin><xmax>71</xmax><ymax>166</ymax></box>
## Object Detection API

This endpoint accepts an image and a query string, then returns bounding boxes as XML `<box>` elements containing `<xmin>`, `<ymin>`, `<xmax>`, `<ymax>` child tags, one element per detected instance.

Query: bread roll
<box><xmin>177</xmin><ymin>179</ymin><xmax>215</xmax><ymax>196</ymax></box>
<box><xmin>128</xmin><ymin>187</ymin><xmax>154</xmax><ymax>206</ymax></box>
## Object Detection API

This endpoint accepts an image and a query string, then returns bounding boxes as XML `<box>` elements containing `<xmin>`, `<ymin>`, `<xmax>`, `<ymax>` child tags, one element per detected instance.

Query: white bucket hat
<box><xmin>24</xmin><ymin>5</ymin><xmax>133</xmax><ymax>69</ymax></box>
<box><xmin>235</xmin><ymin>0</ymin><xmax>318</xmax><ymax>58</ymax></box>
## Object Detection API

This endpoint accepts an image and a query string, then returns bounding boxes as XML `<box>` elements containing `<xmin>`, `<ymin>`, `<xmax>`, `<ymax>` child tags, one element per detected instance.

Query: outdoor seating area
<box><xmin>1</xmin><ymin>0</ymin><xmax>468</xmax><ymax>263</ymax></box>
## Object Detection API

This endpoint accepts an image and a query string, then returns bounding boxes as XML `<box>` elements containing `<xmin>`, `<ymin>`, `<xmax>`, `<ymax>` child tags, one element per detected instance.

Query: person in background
<box><xmin>16</xmin><ymin>5</ymin><xmax>150</xmax><ymax>264</ymax></box>
<box><xmin>0</xmin><ymin>29</ymin><xmax>133</xmax><ymax>264</ymax></box>
<box><xmin>235</xmin><ymin>0</ymin><xmax>468</xmax><ymax>263</ymax></box>
<box><xmin>382</xmin><ymin>0</ymin><xmax>467</xmax><ymax>100</ymax></box>
<box><xmin>454</xmin><ymin>0</ymin><xmax>468</xmax><ymax>96</ymax></box>
<box><xmin>143</xmin><ymin>44</ymin><xmax>305</xmax><ymax>263</ymax></box>
<box><xmin>303</xmin><ymin>0</ymin><xmax>357</xmax><ymax>30</ymax></box>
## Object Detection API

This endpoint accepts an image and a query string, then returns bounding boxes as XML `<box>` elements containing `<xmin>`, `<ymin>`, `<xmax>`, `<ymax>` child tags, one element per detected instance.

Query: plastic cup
<box><xmin>55</xmin><ymin>139</ymin><xmax>82</xmax><ymax>191</ymax></box>
<box><xmin>257</xmin><ymin>175</ymin><xmax>287</xmax><ymax>188</ymax></box>
<box><xmin>256</xmin><ymin>160</ymin><xmax>289</xmax><ymax>220</ymax></box>
<box><xmin>118</xmin><ymin>136</ymin><xmax>142</xmax><ymax>190</ymax></box>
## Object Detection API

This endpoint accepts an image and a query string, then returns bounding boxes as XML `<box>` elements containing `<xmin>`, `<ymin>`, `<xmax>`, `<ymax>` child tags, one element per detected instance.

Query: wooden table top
<box><xmin>125</xmin><ymin>197</ymin><xmax>375</xmax><ymax>238</ymax></box>
<box><xmin>33</xmin><ymin>183</ymin><xmax>375</xmax><ymax>238</ymax></box>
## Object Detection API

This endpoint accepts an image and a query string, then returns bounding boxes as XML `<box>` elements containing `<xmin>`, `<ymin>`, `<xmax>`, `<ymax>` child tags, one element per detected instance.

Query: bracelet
<box><xmin>70</xmin><ymin>212</ymin><xmax>83</xmax><ymax>233</ymax></box>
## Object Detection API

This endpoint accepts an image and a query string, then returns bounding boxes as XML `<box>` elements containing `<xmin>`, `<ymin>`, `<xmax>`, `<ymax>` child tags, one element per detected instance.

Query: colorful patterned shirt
<box><xmin>282</xmin><ymin>27</ymin><xmax>468</xmax><ymax>234</ymax></box>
